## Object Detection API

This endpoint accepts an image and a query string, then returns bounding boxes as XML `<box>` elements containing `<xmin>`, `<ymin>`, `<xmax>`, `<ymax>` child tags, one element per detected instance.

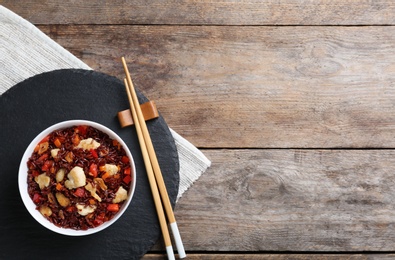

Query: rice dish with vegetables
<box><xmin>26</xmin><ymin>125</ymin><xmax>133</xmax><ymax>230</ymax></box>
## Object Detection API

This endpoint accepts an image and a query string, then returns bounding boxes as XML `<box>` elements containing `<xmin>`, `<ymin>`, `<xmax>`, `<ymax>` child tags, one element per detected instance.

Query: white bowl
<box><xmin>18</xmin><ymin>120</ymin><xmax>136</xmax><ymax>236</ymax></box>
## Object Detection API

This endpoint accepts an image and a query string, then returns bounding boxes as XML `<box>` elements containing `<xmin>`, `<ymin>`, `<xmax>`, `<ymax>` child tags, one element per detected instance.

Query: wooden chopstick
<box><xmin>121</xmin><ymin>58</ymin><xmax>186</xmax><ymax>259</ymax></box>
<box><xmin>122</xmin><ymin>57</ymin><xmax>186</xmax><ymax>259</ymax></box>
<box><xmin>123</xmin><ymin>77</ymin><xmax>175</xmax><ymax>260</ymax></box>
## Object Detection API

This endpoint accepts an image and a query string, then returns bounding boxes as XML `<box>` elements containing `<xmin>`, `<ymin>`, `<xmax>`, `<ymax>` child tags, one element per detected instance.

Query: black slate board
<box><xmin>0</xmin><ymin>69</ymin><xmax>179</xmax><ymax>260</ymax></box>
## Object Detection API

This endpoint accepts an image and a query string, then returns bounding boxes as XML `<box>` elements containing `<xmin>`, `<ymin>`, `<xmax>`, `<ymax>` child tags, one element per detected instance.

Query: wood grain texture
<box><xmin>172</xmin><ymin>149</ymin><xmax>395</xmax><ymax>251</ymax></box>
<box><xmin>37</xmin><ymin>25</ymin><xmax>395</xmax><ymax>148</ymax></box>
<box><xmin>142</xmin><ymin>254</ymin><xmax>395</xmax><ymax>260</ymax></box>
<box><xmin>2</xmin><ymin>0</ymin><xmax>395</xmax><ymax>25</ymax></box>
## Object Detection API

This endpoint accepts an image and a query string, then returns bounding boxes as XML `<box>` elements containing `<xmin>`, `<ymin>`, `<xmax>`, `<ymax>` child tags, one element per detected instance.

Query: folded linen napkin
<box><xmin>0</xmin><ymin>5</ymin><xmax>211</xmax><ymax>200</ymax></box>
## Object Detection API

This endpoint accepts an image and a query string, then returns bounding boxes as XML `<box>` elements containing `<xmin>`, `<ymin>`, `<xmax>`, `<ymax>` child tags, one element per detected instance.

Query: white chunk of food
<box><xmin>55</xmin><ymin>192</ymin><xmax>70</xmax><ymax>207</ymax></box>
<box><xmin>39</xmin><ymin>205</ymin><xmax>52</xmax><ymax>217</ymax></box>
<box><xmin>56</xmin><ymin>168</ymin><xmax>66</xmax><ymax>182</ymax></box>
<box><xmin>75</xmin><ymin>138</ymin><xmax>100</xmax><ymax>150</ymax></box>
<box><xmin>112</xmin><ymin>186</ymin><xmax>128</xmax><ymax>203</ymax></box>
<box><xmin>94</xmin><ymin>177</ymin><xmax>107</xmax><ymax>190</ymax></box>
<box><xmin>76</xmin><ymin>203</ymin><xmax>97</xmax><ymax>216</ymax></box>
<box><xmin>65</xmin><ymin>166</ymin><xmax>86</xmax><ymax>189</ymax></box>
<box><xmin>50</xmin><ymin>148</ymin><xmax>60</xmax><ymax>158</ymax></box>
<box><xmin>103</xmin><ymin>164</ymin><xmax>119</xmax><ymax>176</ymax></box>
<box><xmin>34</xmin><ymin>173</ymin><xmax>50</xmax><ymax>189</ymax></box>
<box><xmin>85</xmin><ymin>182</ymin><xmax>102</xmax><ymax>202</ymax></box>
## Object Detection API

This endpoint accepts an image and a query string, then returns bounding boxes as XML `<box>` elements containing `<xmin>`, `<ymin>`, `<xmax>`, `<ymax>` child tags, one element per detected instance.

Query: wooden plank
<box><xmin>2</xmin><ymin>1</ymin><xmax>395</xmax><ymax>25</ymax></box>
<box><xmin>37</xmin><ymin>25</ymin><xmax>395</xmax><ymax>148</ymax></box>
<box><xmin>142</xmin><ymin>254</ymin><xmax>395</xmax><ymax>259</ymax></box>
<box><xmin>171</xmin><ymin>149</ymin><xmax>395</xmax><ymax>251</ymax></box>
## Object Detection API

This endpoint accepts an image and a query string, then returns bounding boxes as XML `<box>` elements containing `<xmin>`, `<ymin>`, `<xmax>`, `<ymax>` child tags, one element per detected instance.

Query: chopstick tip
<box><xmin>121</xmin><ymin>57</ymin><xmax>127</xmax><ymax>66</ymax></box>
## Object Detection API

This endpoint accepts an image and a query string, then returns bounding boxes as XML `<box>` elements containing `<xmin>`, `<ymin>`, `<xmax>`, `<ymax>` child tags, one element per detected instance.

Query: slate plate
<box><xmin>0</xmin><ymin>69</ymin><xmax>179</xmax><ymax>260</ymax></box>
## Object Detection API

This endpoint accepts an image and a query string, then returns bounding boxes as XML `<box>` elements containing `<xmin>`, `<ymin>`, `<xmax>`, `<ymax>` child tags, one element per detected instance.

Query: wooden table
<box><xmin>3</xmin><ymin>1</ymin><xmax>395</xmax><ymax>259</ymax></box>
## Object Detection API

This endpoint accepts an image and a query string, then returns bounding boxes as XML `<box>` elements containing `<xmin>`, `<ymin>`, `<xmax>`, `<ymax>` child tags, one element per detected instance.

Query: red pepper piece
<box><xmin>93</xmin><ymin>218</ymin><xmax>104</xmax><ymax>226</ymax></box>
<box><xmin>31</xmin><ymin>170</ymin><xmax>40</xmax><ymax>177</ymax></box>
<box><xmin>77</xmin><ymin>125</ymin><xmax>88</xmax><ymax>136</ymax></box>
<box><xmin>37</xmin><ymin>153</ymin><xmax>48</xmax><ymax>163</ymax></box>
<box><xmin>123</xmin><ymin>175</ymin><xmax>131</xmax><ymax>184</ymax></box>
<box><xmin>39</xmin><ymin>135</ymin><xmax>50</xmax><ymax>144</ymax></box>
<box><xmin>32</xmin><ymin>193</ymin><xmax>41</xmax><ymax>203</ymax></box>
<box><xmin>90</xmin><ymin>149</ymin><xmax>98</xmax><ymax>158</ymax></box>
<box><xmin>89</xmin><ymin>163</ymin><xmax>98</xmax><ymax>177</ymax></box>
<box><xmin>65</xmin><ymin>206</ymin><xmax>74</xmax><ymax>213</ymax></box>
<box><xmin>93</xmin><ymin>212</ymin><xmax>105</xmax><ymax>226</ymax></box>
<box><xmin>41</xmin><ymin>160</ymin><xmax>54</xmax><ymax>172</ymax></box>
<box><xmin>124</xmin><ymin>167</ymin><xmax>131</xmax><ymax>175</ymax></box>
<box><xmin>107</xmin><ymin>204</ymin><xmax>119</xmax><ymax>212</ymax></box>
<box><xmin>74</xmin><ymin>187</ymin><xmax>85</xmax><ymax>197</ymax></box>
<box><xmin>121</xmin><ymin>156</ymin><xmax>129</xmax><ymax>163</ymax></box>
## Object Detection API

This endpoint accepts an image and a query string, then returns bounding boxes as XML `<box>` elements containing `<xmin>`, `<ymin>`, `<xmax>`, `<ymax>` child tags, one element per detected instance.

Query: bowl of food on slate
<box><xmin>18</xmin><ymin>120</ymin><xmax>136</xmax><ymax>236</ymax></box>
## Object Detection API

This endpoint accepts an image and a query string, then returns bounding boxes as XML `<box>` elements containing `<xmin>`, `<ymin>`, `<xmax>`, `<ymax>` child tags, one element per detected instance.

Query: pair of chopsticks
<box><xmin>121</xmin><ymin>57</ymin><xmax>186</xmax><ymax>260</ymax></box>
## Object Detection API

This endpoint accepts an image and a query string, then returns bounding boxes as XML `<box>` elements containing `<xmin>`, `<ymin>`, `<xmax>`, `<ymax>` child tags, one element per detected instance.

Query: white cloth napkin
<box><xmin>0</xmin><ymin>5</ymin><xmax>211</xmax><ymax>201</ymax></box>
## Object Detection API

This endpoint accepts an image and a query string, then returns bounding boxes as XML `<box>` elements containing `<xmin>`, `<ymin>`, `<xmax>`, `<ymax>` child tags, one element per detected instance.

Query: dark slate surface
<box><xmin>0</xmin><ymin>69</ymin><xmax>179</xmax><ymax>260</ymax></box>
